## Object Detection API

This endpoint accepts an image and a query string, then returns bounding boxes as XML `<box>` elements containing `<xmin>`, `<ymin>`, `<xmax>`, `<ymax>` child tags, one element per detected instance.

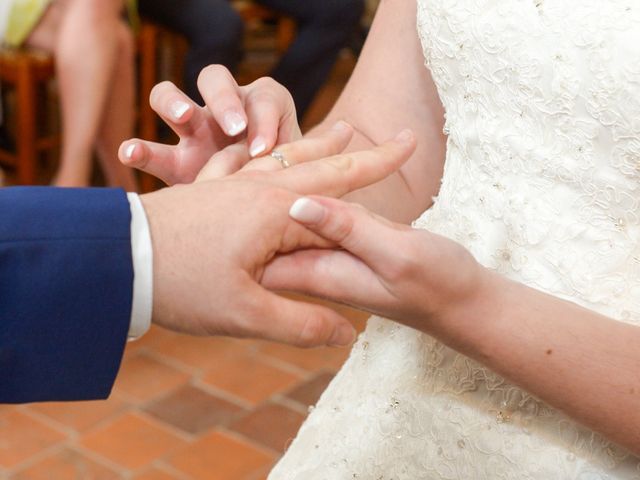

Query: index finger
<box><xmin>256</xmin><ymin>129</ymin><xmax>416</xmax><ymax>197</ymax></box>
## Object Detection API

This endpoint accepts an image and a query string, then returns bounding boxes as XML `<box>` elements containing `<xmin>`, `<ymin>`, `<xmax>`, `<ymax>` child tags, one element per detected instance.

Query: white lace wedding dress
<box><xmin>269</xmin><ymin>0</ymin><xmax>640</xmax><ymax>478</ymax></box>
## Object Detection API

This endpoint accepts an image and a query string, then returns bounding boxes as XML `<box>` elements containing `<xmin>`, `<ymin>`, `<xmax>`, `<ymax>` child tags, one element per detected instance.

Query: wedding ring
<box><xmin>270</xmin><ymin>150</ymin><xmax>291</xmax><ymax>169</ymax></box>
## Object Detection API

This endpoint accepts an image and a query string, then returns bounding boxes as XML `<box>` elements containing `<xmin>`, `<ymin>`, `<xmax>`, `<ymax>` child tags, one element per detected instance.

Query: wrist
<box><xmin>429</xmin><ymin>260</ymin><xmax>504</xmax><ymax>354</ymax></box>
<box><xmin>139</xmin><ymin>186</ymin><xmax>207</xmax><ymax>334</ymax></box>
<box><xmin>439</xmin><ymin>266</ymin><xmax>513</xmax><ymax>361</ymax></box>
<box><xmin>139</xmin><ymin>191</ymin><xmax>165</xmax><ymax>327</ymax></box>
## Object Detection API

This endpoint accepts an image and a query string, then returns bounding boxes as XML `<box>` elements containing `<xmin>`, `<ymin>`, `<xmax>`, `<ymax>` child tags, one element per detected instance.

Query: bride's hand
<box><xmin>262</xmin><ymin>196</ymin><xmax>488</xmax><ymax>337</ymax></box>
<box><xmin>118</xmin><ymin>65</ymin><xmax>301</xmax><ymax>185</ymax></box>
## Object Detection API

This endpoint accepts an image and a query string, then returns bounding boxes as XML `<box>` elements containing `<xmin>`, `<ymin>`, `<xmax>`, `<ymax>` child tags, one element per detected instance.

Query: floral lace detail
<box><xmin>269</xmin><ymin>1</ymin><xmax>640</xmax><ymax>478</ymax></box>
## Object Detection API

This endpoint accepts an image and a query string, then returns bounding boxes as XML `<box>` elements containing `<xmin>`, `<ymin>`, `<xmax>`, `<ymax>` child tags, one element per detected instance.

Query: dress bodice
<box><xmin>270</xmin><ymin>2</ymin><xmax>640</xmax><ymax>478</ymax></box>
<box><xmin>416</xmin><ymin>0</ymin><xmax>640</xmax><ymax>318</ymax></box>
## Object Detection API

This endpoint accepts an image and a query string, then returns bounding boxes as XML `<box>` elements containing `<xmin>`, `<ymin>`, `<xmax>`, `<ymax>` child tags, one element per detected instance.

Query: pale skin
<box><xmin>121</xmin><ymin>0</ymin><xmax>640</xmax><ymax>457</ymax></box>
<box><xmin>25</xmin><ymin>0</ymin><xmax>137</xmax><ymax>190</ymax></box>
<box><xmin>138</xmin><ymin>126</ymin><xmax>417</xmax><ymax>348</ymax></box>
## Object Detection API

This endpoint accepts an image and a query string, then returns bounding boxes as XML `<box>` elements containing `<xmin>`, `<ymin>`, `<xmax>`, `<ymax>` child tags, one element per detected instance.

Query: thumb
<box><xmin>288</xmin><ymin>196</ymin><xmax>403</xmax><ymax>267</ymax></box>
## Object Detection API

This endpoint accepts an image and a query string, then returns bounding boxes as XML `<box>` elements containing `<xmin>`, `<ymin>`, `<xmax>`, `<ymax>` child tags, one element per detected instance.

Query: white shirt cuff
<box><xmin>126</xmin><ymin>193</ymin><xmax>153</xmax><ymax>340</ymax></box>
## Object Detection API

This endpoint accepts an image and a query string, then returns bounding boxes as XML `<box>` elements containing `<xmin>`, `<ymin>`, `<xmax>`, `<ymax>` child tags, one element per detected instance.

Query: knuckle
<box><xmin>295</xmin><ymin>316</ymin><xmax>327</xmax><ymax>348</ymax></box>
<box><xmin>254</xmin><ymin>184</ymin><xmax>285</xmax><ymax>204</ymax></box>
<box><xmin>235</xmin><ymin>168</ymin><xmax>263</xmax><ymax>181</ymax></box>
<box><xmin>326</xmin><ymin>154</ymin><xmax>354</xmax><ymax>172</ymax></box>
<box><xmin>250</xmin><ymin>77</ymin><xmax>294</xmax><ymax>105</ymax></box>
<box><xmin>253</xmin><ymin>77</ymin><xmax>288</xmax><ymax>97</ymax></box>
<box><xmin>385</xmin><ymin>236</ymin><xmax>422</xmax><ymax>282</ymax></box>
<box><xmin>247</xmin><ymin>89</ymin><xmax>278</xmax><ymax>110</ymax></box>
<box><xmin>279</xmin><ymin>88</ymin><xmax>296</xmax><ymax>110</ymax></box>
<box><xmin>231</xmin><ymin>312</ymin><xmax>258</xmax><ymax>340</ymax></box>
<box><xmin>281</xmin><ymin>88</ymin><xmax>295</xmax><ymax>108</ymax></box>
<box><xmin>315</xmin><ymin>131</ymin><xmax>340</xmax><ymax>149</ymax></box>
<box><xmin>328</xmin><ymin>209</ymin><xmax>356</xmax><ymax>242</ymax></box>
<box><xmin>251</xmin><ymin>76</ymin><xmax>277</xmax><ymax>89</ymax></box>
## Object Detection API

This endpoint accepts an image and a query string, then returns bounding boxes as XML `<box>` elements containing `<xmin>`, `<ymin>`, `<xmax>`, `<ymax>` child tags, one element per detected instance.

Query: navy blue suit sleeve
<box><xmin>0</xmin><ymin>187</ymin><xmax>133</xmax><ymax>403</ymax></box>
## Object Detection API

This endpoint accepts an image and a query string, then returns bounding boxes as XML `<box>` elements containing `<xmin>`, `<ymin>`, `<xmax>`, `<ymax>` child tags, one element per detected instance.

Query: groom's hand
<box><xmin>139</xmin><ymin>129</ymin><xmax>415</xmax><ymax>348</ymax></box>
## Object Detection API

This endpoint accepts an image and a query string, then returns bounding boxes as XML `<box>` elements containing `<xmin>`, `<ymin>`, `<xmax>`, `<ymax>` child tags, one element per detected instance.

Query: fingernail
<box><xmin>171</xmin><ymin>100</ymin><xmax>190</xmax><ymax>120</ymax></box>
<box><xmin>249</xmin><ymin>136</ymin><xmax>267</xmax><ymax>157</ymax></box>
<box><xmin>331</xmin><ymin>120</ymin><xmax>352</xmax><ymax>132</ymax></box>
<box><xmin>328</xmin><ymin>324</ymin><xmax>357</xmax><ymax>347</ymax></box>
<box><xmin>125</xmin><ymin>143</ymin><xmax>137</xmax><ymax>159</ymax></box>
<box><xmin>395</xmin><ymin>129</ymin><xmax>414</xmax><ymax>143</ymax></box>
<box><xmin>223</xmin><ymin>111</ymin><xmax>247</xmax><ymax>136</ymax></box>
<box><xmin>289</xmin><ymin>198</ymin><xmax>326</xmax><ymax>224</ymax></box>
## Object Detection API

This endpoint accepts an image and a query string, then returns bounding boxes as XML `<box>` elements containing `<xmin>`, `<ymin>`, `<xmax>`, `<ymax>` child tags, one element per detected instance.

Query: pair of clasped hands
<box><xmin>120</xmin><ymin>66</ymin><xmax>482</xmax><ymax>349</ymax></box>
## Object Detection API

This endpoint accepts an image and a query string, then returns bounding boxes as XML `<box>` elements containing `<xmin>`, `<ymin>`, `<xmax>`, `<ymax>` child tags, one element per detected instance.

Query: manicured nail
<box><xmin>331</xmin><ymin>120</ymin><xmax>352</xmax><ymax>132</ymax></box>
<box><xmin>328</xmin><ymin>324</ymin><xmax>357</xmax><ymax>347</ymax></box>
<box><xmin>223</xmin><ymin>111</ymin><xmax>247</xmax><ymax>136</ymax></box>
<box><xmin>289</xmin><ymin>198</ymin><xmax>326</xmax><ymax>224</ymax></box>
<box><xmin>125</xmin><ymin>143</ymin><xmax>137</xmax><ymax>159</ymax></box>
<box><xmin>171</xmin><ymin>100</ymin><xmax>190</xmax><ymax>120</ymax></box>
<box><xmin>249</xmin><ymin>136</ymin><xmax>267</xmax><ymax>157</ymax></box>
<box><xmin>395</xmin><ymin>129</ymin><xmax>414</xmax><ymax>143</ymax></box>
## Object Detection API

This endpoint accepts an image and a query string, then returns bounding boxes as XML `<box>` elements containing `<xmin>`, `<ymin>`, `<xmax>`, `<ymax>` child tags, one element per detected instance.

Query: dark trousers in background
<box><xmin>137</xmin><ymin>0</ymin><xmax>365</xmax><ymax>118</ymax></box>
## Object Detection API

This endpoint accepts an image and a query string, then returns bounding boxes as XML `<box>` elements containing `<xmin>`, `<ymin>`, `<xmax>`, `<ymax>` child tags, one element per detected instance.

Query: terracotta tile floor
<box><xmin>1</xmin><ymin>312</ymin><xmax>366</xmax><ymax>480</ymax></box>
<box><xmin>2</xmin><ymin>49</ymin><xmax>363</xmax><ymax>480</ymax></box>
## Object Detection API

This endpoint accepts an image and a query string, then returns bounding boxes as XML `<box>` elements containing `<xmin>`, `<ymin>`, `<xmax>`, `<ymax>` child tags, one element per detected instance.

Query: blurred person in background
<box><xmin>1</xmin><ymin>0</ymin><xmax>138</xmax><ymax>189</ymax></box>
<box><xmin>138</xmin><ymin>0</ymin><xmax>365</xmax><ymax>118</ymax></box>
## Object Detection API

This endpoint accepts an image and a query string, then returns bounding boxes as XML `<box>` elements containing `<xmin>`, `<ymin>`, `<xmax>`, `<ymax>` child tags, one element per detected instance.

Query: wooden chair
<box><xmin>0</xmin><ymin>5</ymin><xmax>295</xmax><ymax>189</ymax></box>
<box><xmin>136</xmin><ymin>22</ymin><xmax>163</xmax><ymax>192</ymax></box>
<box><xmin>0</xmin><ymin>47</ymin><xmax>57</xmax><ymax>185</ymax></box>
<box><xmin>137</xmin><ymin>22</ymin><xmax>160</xmax><ymax>144</ymax></box>
<box><xmin>0</xmin><ymin>30</ymin><xmax>160</xmax><ymax>190</ymax></box>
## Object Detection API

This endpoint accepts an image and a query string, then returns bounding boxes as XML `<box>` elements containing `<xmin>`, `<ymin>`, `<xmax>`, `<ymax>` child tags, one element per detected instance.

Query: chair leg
<box><xmin>277</xmin><ymin>18</ymin><xmax>296</xmax><ymax>53</ymax></box>
<box><xmin>138</xmin><ymin>24</ymin><xmax>158</xmax><ymax>143</ymax></box>
<box><xmin>138</xmin><ymin>24</ymin><xmax>161</xmax><ymax>192</ymax></box>
<box><xmin>16</xmin><ymin>57</ymin><xmax>38</xmax><ymax>185</ymax></box>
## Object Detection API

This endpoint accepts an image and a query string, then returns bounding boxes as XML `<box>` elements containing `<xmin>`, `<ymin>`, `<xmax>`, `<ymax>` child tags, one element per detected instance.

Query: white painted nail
<box><xmin>125</xmin><ymin>143</ymin><xmax>137</xmax><ymax>159</ymax></box>
<box><xmin>171</xmin><ymin>100</ymin><xmax>190</xmax><ymax>120</ymax></box>
<box><xmin>223</xmin><ymin>111</ymin><xmax>247</xmax><ymax>136</ymax></box>
<box><xmin>289</xmin><ymin>198</ymin><xmax>326</xmax><ymax>224</ymax></box>
<box><xmin>249</xmin><ymin>136</ymin><xmax>267</xmax><ymax>157</ymax></box>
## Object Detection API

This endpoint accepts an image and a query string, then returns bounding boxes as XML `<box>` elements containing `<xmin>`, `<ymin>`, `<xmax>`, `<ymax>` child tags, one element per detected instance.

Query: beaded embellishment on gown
<box><xmin>269</xmin><ymin>0</ymin><xmax>640</xmax><ymax>478</ymax></box>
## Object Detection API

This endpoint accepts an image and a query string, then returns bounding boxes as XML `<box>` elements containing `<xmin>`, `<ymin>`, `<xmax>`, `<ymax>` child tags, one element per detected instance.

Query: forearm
<box><xmin>448</xmin><ymin>270</ymin><xmax>640</xmax><ymax>454</ymax></box>
<box><xmin>278</xmin><ymin>182</ymin><xmax>640</xmax><ymax>453</ymax></box>
<box><xmin>299</xmin><ymin>0</ymin><xmax>446</xmax><ymax>223</ymax></box>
